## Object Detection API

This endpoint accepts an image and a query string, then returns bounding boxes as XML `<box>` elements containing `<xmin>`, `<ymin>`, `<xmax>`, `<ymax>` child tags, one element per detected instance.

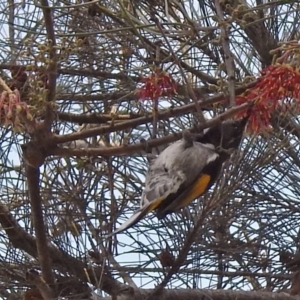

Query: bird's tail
<box><xmin>107</xmin><ymin>209</ymin><xmax>147</xmax><ymax>236</ymax></box>
<box><xmin>107</xmin><ymin>199</ymin><xmax>164</xmax><ymax>236</ymax></box>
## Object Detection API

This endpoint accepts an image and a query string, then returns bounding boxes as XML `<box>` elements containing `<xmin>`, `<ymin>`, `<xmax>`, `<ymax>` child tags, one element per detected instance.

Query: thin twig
<box><xmin>152</xmin><ymin>99</ymin><xmax>158</xmax><ymax>139</ymax></box>
<box><xmin>0</xmin><ymin>77</ymin><xmax>13</xmax><ymax>92</ymax></box>
<box><xmin>57</xmin><ymin>111</ymin><xmax>141</xmax><ymax>124</ymax></box>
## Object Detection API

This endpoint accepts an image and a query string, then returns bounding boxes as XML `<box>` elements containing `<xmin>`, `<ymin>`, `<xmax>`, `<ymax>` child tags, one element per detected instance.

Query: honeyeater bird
<box><xmin>110</xmin><ymin>116</ymin><xmax>249</xmax><ymax>235</ymax></box>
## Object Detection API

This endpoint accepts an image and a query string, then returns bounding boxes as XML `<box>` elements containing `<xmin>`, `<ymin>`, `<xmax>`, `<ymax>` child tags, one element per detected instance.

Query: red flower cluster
<box><xmin>137</xmin><ymin>67</ymin><xmax>177</xmax><ymax>101</ymax></box>
<box><xmin>236</xmin><ymin>64</ymin><xmax>300</xmax><ymax>133</ymax></box>
<box><xmin>0</xmin><ymin>90</ymin><xmax>32</xmax><ymax>131</ymax></box>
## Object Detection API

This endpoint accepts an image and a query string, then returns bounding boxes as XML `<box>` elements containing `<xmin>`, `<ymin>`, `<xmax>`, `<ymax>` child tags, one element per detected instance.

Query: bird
<box><xmin>110</xmin><ymin>116</ymin><xmax>249</xmax><ymax>235</ymax></box>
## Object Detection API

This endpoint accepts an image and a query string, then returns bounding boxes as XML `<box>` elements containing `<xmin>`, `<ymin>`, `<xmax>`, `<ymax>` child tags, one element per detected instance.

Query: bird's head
<box><xmin>196</xmin><ymin>116</ymin><xmax>249</xmax><ymax>151</ymax></box>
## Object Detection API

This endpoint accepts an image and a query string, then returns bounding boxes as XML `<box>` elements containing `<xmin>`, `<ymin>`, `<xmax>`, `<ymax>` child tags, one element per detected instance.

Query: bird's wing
<box><xmin>142</xmin><ymin>141</ymin><xmax>218</xmax><ymax>213</ymax></box>
<box><xmin>109</xmin><ymin>142</ymin><xmax>187</xmax><ymax>236</ymax></box>
<box><xmin>109</xmin><ymin>140</ymin><xmax>218</xmax><ymax>235</ymax></box>
<box><xmin>109</xmin><ymin>166</ymin><xmax>187</xmax><ymax>236</ymax></box>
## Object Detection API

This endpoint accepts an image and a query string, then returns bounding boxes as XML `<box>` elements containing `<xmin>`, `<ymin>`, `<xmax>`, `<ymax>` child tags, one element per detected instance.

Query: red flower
<box><xmin>236</xmin><ymin>64</ymin><xmax>300</xmax><ymax>133</ymax></box>
<box><xmin>0</xmin><ymin>90</ymin><xmax>32</xmax><ymax>130</ymax></box>
<box><xmin>137</xmin><ymin>67</ymin><xmax>177</xmax><ymax>101</ymax></box>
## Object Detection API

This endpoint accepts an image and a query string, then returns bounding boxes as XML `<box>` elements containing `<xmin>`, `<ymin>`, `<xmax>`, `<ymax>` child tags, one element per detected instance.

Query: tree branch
<box><xmin>50</xmin><ymin>102</ymin><xmax>252</xmax><ymax>157</ymax></box>
<box><xmin>25</xmin><ymin>163</ymin><xmax>55</xmax><ymax>296</ymax></box>
<box><xmin>57</xmin><ymin>111</ymin><xmax>142</xmax><ymax>124</ymax></box>
<box><xmin>95</xmin><ymin>289</ymin><xmax>298</xmax><ymax>300</ymax></box>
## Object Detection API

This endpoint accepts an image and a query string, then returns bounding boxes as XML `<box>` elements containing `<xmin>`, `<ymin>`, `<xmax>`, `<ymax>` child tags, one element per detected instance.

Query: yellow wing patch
<box><xmin>147</xmin><ymin>197</ymin><xmax>165</xmax><ymax>212</ymax></box>
<box><xmin>177</xmin><ymin>174</ymin><xmax>211</xmax><ymax>209</ymax></box>
<box><xmin>145</xmin><ymin>174</ymin><xmax>211</xmax><ymax>214</ymax></box>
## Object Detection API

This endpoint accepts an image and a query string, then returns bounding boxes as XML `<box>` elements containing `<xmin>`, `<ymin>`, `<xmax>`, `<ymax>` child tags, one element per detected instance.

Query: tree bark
<box><xmin>95</xmin><ymin>289</ymin><xmax>297</xmax><ymax>300</ymax></box>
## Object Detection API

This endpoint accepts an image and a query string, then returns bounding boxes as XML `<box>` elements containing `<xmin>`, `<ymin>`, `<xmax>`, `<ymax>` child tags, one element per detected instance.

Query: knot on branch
<box><xmin>21</xmin><ymin>142</ymin><xmax>47</xmax><ymax>168</ymax></box>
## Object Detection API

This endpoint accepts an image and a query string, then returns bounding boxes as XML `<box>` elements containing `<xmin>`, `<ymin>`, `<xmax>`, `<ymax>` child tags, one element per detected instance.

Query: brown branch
<box><xmin>0</xmin><ymin>63</ymin><xmax>211</xmax><ymax>104</ymax></box>
<box><xmin>290</xmin><ymin>271</ymin><xmax>300</xmax><ymax>296</ymax></box>
<box><xmin>57</xmin><ymin>111</ymin><xmax>142</xmax><ymax>124</ymax></box>
<box><xmin>20</xmin><ymin>138</ymin><xmax>64</xmax><ymax>297</ymax></box>
<box><xmin>59</xmin><ymin>91</ymin><xmax>135</xmax><ymax>103</ymax></box>
<box><xmin>108</xmin><ymin>266</ymin><xmax>291</xmax><ymax>280</ymax></box>
<box><xmin>59</xmin><ymin>66</ymin><xmax>139</xmax><ymax>81</ymax></box>
<box><xmin>215</xmin><ymin>0</ymin><xmax>236</xmax><ymax>106</ymax></box>
<box><xmin>0</xmin><ymin>205</ymin><xmax>37</xmax><ymax>255</ymax></box>
<box><xmin>25</xmin><ymin>163</ymin><xmax>55</xmax><ymax>293</ymax></box>
<box><xmin>50</xmin><ymin>102</ymin><xmax>252</xmax><ymax>157</ymax></box>
<box><xmin>56</xmin><ymin>84</ymin><xmax>252</xmax><ymax>124</ymax></box>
